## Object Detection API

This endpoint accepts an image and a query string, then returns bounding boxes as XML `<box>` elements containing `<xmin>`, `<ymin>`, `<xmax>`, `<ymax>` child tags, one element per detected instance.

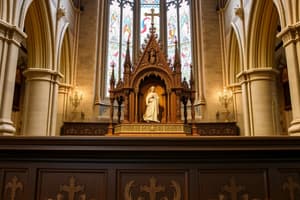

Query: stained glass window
<box><xmin>167</xmin><ymin>0</ymin><xmax>192</xmax><ymax>80</ymax></box>
<box><xmin>106</xmin><ymin>0</ymin><xmax>192</xmax><ymax>96</ymax></box>
<box><xmin>106</xmin><ymin>0</ymin><xmax>133</xmax><ymax>96</ymax></box>
<box><xmin>140</xmin><ymin>0</ymin><xmax>160</xmax><ymax>47</ymax></box>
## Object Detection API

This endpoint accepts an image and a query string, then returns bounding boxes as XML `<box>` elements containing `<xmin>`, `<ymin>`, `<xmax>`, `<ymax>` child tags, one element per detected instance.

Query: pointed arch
<box><xmin>59</xmin><ymin>28</ymin><xmax>73</xmax><ymax>85</ymax></box>
<box><xmin>24</xmin><ymin>0</ymin><xmax>54</xmax><ymax>69</ymax></box>
<box><xmin>227</xmin><ymin>25</ymin><xmax>243</xmax><ymax>85</ymax></box>
<box><xmin>247</xmin><ymin>0</ymin><xmax>280</xmax><ymax>69</ymax></box>
<box><xmin>272</xmin><ymin>0</ymin><xmax>286</xmax><ymax>27</ymax></box>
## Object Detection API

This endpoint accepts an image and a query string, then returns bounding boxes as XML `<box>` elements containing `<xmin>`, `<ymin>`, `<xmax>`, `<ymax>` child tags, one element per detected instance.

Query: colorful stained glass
<box><xmin>106</xmin><ymin>0</ymin><xmax>192</xmax><ymax>96</ymax></box>
<box><xmin>167</xmin><ymin>4</ymin><xmax>178</xmax><ymax>63</ymax></box>
<box><xmin>179</xmin><ymin>0</ymin><xmax>191</xmax><ymax>80</ymax></box>
<box><xmin>106</xmin><ymin>0</ymin><xmax>133</xmax><ymax>96</ymax></box>
<box><xmin>141</xmin><ymin>0</ymin><xmax>160</xmax><ymax>4</ymax></box>
<box><xmin>140</xmin><ymin>6</ymin><xmax>160</xmax><ymax>47</ymax></box>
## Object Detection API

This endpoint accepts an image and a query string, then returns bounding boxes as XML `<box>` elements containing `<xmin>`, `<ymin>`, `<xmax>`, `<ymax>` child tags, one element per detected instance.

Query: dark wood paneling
<box><xmin>198</xmin><ymin>169</ymin><xmax>268</xmax><ymax>200</ymax></box>
<box><xmin>0</xmin><ymin>137</ymin><xmax>299</xmax><ymax>199</ymax></box>
<box><xmin>118</xmin><ymin>169</ymin><xmax>188</xmax><ymax>200</ymax></box>
<box><xmin>1</xmin><ymin>169</ymin><xmax>28</xmax><ymax>200</ymax></box>
<box><xmin>61</xmin><ymin>122</ymin><xmax>239</xmax><ymax>136</ymax></box>
<box><xmin>37</xmin><ymin>169</ymin><xmax>107</xmax><ymax>200</ymax></box>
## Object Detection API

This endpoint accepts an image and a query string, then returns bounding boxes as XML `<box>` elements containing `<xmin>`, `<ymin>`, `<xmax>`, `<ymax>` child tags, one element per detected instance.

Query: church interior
<box><xmin>1</xmin><ymin>0</ymin><xmax>300</xmax><ymax>199</ymax></box>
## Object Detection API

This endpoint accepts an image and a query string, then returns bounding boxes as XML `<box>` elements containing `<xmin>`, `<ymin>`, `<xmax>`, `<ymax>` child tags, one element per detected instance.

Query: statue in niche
<box><xmin>143</xmin><ymin>86</ymin><xmax>160</xmax><ymax>123</ymax></box>
<box><xmin>148</xmin><ymin>48</ymin><xmax>157</xmax><ymax>64</ymax></box>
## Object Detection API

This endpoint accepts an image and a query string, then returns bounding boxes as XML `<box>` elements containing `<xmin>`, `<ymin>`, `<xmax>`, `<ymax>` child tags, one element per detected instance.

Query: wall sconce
<box><xmin>70</xmin><ymin>87</ymin><xmax>83</xmax><ymax>110</ymax></box>
<box><xmin>218</xmin><ymin>87</ymin><xmax>233</xmax><ymax>121</ymax></box>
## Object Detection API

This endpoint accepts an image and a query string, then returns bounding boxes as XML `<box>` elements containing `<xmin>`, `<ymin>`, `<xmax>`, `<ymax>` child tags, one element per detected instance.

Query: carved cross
<box><xmin>5</xmin><ymin>176</ymin><xmax>23</xmax><ymax>200</ymax></box>
<box><xmin>140</xmin><ymin>177</ymin><xmax>165</xmax><ymax>200</ymax></box>
<box><xmin>145</xmin><ymin>8</ymin><xmax>159</xmax><ymax>25</ymax></box>
<box><xmin>283</xmin><ymin>176</ymin><xmax>300</xmax><ymax>200</ymax></box>
<box><xmin>222</xmin><ymin>177</ymin><xmax>244</xmax><ymax>200</ymax></box>
<box><xmin>60</xmin><ymin>176</ymin><xmax>84</xmax><ymax>200</ymax></box>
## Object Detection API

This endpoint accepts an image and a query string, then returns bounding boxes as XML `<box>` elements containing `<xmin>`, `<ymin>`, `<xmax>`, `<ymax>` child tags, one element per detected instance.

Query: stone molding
<box><xmin>277</xmin><ymin>22</ymin><xmax>300</xmax><ymax>47</ymax></box>
<box><xmin>237</xmin><ymin>68</ymin><xmax>279</xmax><ymax>84</ymax></box>
<box><xmin>0</xmin><ymin>19</ymin><xmax>26</xmax><ymax>46</ymax></box>
<box><xmin>23</xmin><ymin>68</ymin><xmax>62</xmax><ymax>84</ymax></box>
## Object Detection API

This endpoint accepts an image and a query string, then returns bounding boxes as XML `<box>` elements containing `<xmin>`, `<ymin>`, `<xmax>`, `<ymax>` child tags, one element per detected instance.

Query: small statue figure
<box><xmin>143</xmin><ymin>86</ymin><xmax>160</xmax><ymax>123</ymax></box>
<box><xmin>148</xmin><ymin>48</ymin><xmax>157</xmax><ymax>64</ymax></box>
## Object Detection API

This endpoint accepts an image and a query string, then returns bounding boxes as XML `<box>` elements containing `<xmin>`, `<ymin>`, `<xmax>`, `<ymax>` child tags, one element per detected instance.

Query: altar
<box><xmin>108</xmin><ymin>16</ymin><xmax>197</xmax><ymax>136</ymax></box>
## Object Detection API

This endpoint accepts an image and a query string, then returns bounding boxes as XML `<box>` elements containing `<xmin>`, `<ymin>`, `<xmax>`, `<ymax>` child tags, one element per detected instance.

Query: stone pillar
<box><xmin>22</xmin><ymin>69</ymin><xmax>61</xmax><ymax>136</ymax></box>
<box><xmin>229</xmin><ymin>84</ymin><xmax>244</xmax><ymax>135</ymax></box>
<box><xmin>278</xmin><ymin>24</ymin><xmax>300</xmax><ymax>136</ymax></box>
<box><xmin>0</xmin><ymin>20</ymin><xmax>26</xmax><ymax>135</ymax></box>
<box><xmin>56</xmin><ymin>84</ymin><xmax>71</xmax><ymax>135</ymax></box>
<box><xmin>238</xmin><ymin>68</ymin><xmax>280</xmax><ymax>136</ymax></box>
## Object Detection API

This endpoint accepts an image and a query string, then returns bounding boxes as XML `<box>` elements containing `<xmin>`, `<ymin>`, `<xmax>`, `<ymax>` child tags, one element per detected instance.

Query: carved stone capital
<box><xmin>277</xmin><ymin>22</ymin><xmax>300</xmax><ymax>47</ymax></box>
<box><xmin>0</xmin><ymin>19</ymin><xmax>27</xmax><ymax>46</ymax></box>
<box><xmin>23</xmin><ymin>68</ymin><xmax>63</xmax><ymax>84</ymax></box>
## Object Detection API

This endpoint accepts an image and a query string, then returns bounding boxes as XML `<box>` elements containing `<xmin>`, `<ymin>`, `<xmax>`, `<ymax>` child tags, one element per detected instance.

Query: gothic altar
<box><xmin>108</xmin><ymin>18</ymin><xmax>196</xmax><ymax>135</ymax></box>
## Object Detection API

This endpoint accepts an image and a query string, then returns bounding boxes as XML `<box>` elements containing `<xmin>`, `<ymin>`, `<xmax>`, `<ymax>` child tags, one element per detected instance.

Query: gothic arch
<box><xmin>131</xmin><ymin>68</ymin><xmax>173</xmax><ymax>92</ymax></box>
<box><xmin>18</xmin><ymin>0</ymin><xmax>34</xmax><ymax>28</ymax></box>
<box><xmin>272</xmin><ymin>0</ymin><xmax>286</xmax><ymax>27</ymax></box>
<box><xmin>24</xmin><ymin>0</ymin><xmax>54</xmax><ymax>69</ymax></box>
<box><xmin>227</xmin><ymin>25</ymin><xmax>243</xmax><ymax>85</ymax></box>
<box><xmin>59</xmin><ymin>28</ymin><xmax>72</xmax><ymax>85</ymax></box>
<box><xmin>247</xmin><ymin>0</ymin><xmax>280</xmax><ymax>69</ymax></box>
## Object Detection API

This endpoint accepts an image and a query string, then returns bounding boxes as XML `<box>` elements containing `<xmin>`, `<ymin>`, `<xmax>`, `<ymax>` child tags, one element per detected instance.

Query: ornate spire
<box><xmin>124</xmin><ymin>39</ymin><xmax>132</xmax><ymax>72</ymax></box>
<box><xmin>190</xmin><ymin>64</ymin><xmax>195</xmax><ymax>90</ymax></box>
<box><xmin>110</xmin><ymin>62</ymin><xmax>116</xmax><ymax>90</ymax></box>
<box><xmin>173</xmin><ymin>38</ymin><xmax>181</xmax><ymax>73</ymax></box>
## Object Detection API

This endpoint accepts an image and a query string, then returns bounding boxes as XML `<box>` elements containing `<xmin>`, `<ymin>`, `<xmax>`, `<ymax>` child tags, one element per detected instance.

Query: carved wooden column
<box><xmin>123</xmin><ymin>91</ymin><xmax>129</xmax><ymax>123</ymax></box>
<box><xmin>176</xmin><ymin>91</ymin><xmax>181</xmax><ymax>123</ymax></box>
<box><xmin>134</xmin><ymin>88</ymin><xmax>139</xmax><ymax>123</ymax></box>
<box><xmin>107</xmin><ymin>97</ymin><xmax>114</xmax><ymax>136</ymax></box>
<box><xmin>0</xmin><ymin>21</ymin><xmax>26</xmax><ymax>135</ymax></box>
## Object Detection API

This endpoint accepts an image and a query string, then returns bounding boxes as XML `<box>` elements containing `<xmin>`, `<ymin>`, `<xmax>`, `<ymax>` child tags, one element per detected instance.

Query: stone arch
<box><xmin>58</xmin><ymin>27</ymin><xmax>73</xmax><ymax>85</ymax></box>
<box><xmin>271</xmin><ymin>0</ymin><xmax>286</xmax><ymax>27</ymax></box>
<box><xmin>24</xmin><ymin>0</ymin><xmax>54</xmax><ymax>69</ymax></box>
<box><xmin>247</xmin><ymin>0</ymin><xmax>280</xmax><ymax>69</ymax></box>
<box><xmin>227</xmin><ymin>26</ymin><xmax>243</xmax><ymax>85</ymax></box>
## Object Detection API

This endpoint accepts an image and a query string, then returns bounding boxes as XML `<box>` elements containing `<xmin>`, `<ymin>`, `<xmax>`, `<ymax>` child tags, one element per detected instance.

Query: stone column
<box><xmin>56</xmin><ymin>84</ymin><xmax>71</xmax><ymax>135</ymax></box>
<box><xmin>22</xmin><ymin>69</ymin><xmax>61</xmax><ymax>136</ymax></box>
<box><xmin>0</xmin><ymin>20</ymin><xmax>26</xmax><ymax>135</ymax></box>
<box><xmin>238</xmin><ymin>68</ymin><xmax>280</xmax><ymax>136</ymax></box>
<box><xmin>278</xmin><ymin>24</ymin><xmax>300</xmax><ymax>136</ymax></box>
<box><xmin>229</xmin><ymin>84</ymin><xmax>244</xmax><ymax>135</ymax></box>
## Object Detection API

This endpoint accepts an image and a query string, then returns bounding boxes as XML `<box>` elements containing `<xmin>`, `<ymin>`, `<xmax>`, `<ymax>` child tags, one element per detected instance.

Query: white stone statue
<box><xmin>143</xmin><ymin>86</ymin><xmax>160</xmax><ymax>123</ymax></box>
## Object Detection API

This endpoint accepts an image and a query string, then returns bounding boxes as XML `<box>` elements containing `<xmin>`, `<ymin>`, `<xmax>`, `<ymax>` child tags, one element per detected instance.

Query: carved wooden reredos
<box><xmin>109</xmin><ymin>24</ymin><xmax>195</xmax><ymax>129</ymax></box>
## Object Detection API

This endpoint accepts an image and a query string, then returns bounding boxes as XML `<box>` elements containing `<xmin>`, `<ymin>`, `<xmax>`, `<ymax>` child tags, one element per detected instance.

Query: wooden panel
<box><xmin>37</xmin><ymin>169</ymin><xmax>107</xmax><ymax>200</ymax></box>
<box><xmin>0</xmin><ymin>137</ymin><xmax>299</xmax><ymax>199</ymax></box>
<box><xmin>61</xmin><ymin>122</ymin><xmax>109</xmax><ymax>136</ymax></box>
<box><xmin>1</xmin><ymin>169</ymin><xmax>28</xmax><ymax>200</ymax></box>
<box><xmin>199</xmin><ymin>169</ymin><xmax>268</xmax><ymax>200</ymax></box>
<box><xmin>118</xmin><ymin>169</ymin><xmax>188</xmax><ymax>200</ymax></box>
<box><xmin>277</xmin><ymin>169</ymin><xmax>300</xmax><ymax>200</ymax></box>
<box><xmin>194</xmin><ymin>122</ymin><xmax>239</xmax><ymax>136</ymax></box>
<box><xmin>61</xmin><ymin>122</ymin><xmax>239</xmax><ymax>136</ymax></box>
